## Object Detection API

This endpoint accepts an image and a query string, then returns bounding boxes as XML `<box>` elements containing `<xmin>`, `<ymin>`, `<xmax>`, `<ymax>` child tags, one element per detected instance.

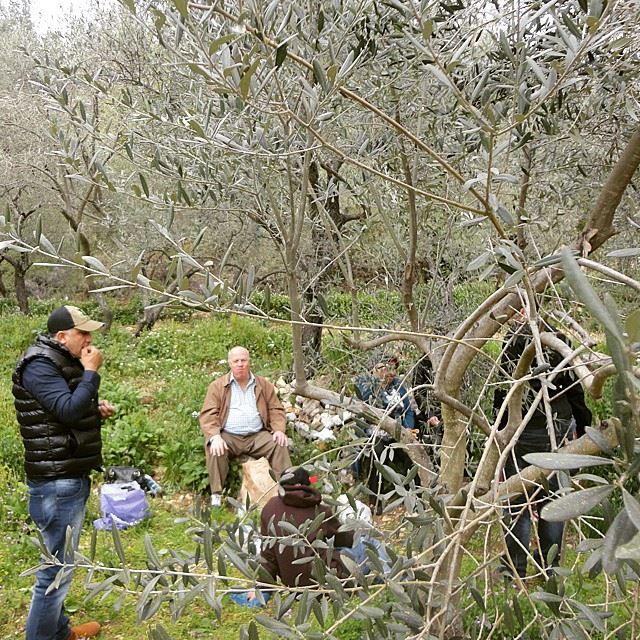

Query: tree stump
<box><xmin>237</xmin><ymin>457</ymin><xmax>278</xmax><ymax>511</ymax></box>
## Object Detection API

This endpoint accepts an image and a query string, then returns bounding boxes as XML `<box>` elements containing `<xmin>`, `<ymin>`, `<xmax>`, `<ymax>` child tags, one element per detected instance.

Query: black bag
<box><xmin>104</xmin><ymin>465</ymin><xmax>143</xmax><ymax>485</ymax></box>
<box><xmin>104</xmin><ymin>465</ymin><xmax>163</xmax><ymax>496</ymax></box>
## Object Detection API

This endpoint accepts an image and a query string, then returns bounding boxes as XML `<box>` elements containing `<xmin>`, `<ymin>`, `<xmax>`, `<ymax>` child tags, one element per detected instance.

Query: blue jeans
<box><xmin>340</xmin><ymin>535</ymin><xmax>391</xmax><ymax>575</ymax></box>
<box><xmin>26</xmin><ymin>476</ymin><xmax>91</xmax><ymax>640</ymax></box>
<box><xmin>502</xmin><ymin>431</ymin><xmax>569</xmax><ymax>578</ymax></box>
<box><xmin>503</xmin><ymin>485</ymin><xmax>564</xmax><ymax>578</ymax></box>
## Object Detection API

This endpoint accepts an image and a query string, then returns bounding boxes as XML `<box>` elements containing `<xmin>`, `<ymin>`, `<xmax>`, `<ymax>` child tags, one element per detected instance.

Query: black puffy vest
<box><xmin>12</xmin><ymin>335</ymin><xmax>102</xmax><ymax>479</ymax></box>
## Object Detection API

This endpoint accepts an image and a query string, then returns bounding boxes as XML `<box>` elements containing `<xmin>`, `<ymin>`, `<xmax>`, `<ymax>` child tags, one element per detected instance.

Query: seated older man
<box><xmin>199</xmin><ymin>346</ymin><xmax>291</xmax><ymax>507</ymax></box>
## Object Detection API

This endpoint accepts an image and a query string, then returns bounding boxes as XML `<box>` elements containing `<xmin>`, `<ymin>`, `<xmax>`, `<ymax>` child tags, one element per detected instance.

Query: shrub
<box><xmin>452</xmin><ymin>280</ymin><xmax>496</xmax><ymax>316</ymax></box>
<box><xmin>0</xmin><ymin>424</ymin><xmax>24</xmax><ymax>477</ymax></box>
<box><xmin>0</xmin><ymin>465</ymin><xmax>28</xmax><ymax>531</ymax></box>
<box><xmin>99</xmin><ymin>380</ymin><xmax>163</xmax><ymax>472</ymax></box>
<box><xmin>102</xmin><ymin>410</ymin><xmax>163</xmax><ymax>471</ymax></box>
<box><xmin>249</xmin><ymin>290</ymin><xmax>291</xmax><ymax>319</ymax></box>
<box><xmin>159</xmin><ymin>418</ymin><xmax>209</xmax><ymax>492</ymax></box>
<box><xmin>99</xmin><ymin>380</ymin><xmax>145</xmax><ymax>417</ymax></box>
<box><xmin>327</xmin><ymin>290</ymin><xmax>404</xmax><ymax>327</ymax></box>
<box><xmin>0</xmin><ymin>298</ymin><xmax>20</xmax><ymax>316</ymax></box>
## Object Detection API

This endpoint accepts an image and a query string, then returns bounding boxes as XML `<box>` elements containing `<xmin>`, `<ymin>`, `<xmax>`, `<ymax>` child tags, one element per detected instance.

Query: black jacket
<box><xmin>13</xmin><ymin>334</ymin><xmax>102</xmax><ymax>479</ymax></box>
<box><xmin>493</xmin><ymin>322</ymin><xmax>592</xmax><ymax>445</ymax></box>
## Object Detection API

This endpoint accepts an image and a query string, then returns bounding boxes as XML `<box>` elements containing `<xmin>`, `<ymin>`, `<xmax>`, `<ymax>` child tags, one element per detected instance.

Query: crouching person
<box><xmin>259</xmin><ymin>467</ymin><xmax>355</xmax><ymax>588</ymax></box>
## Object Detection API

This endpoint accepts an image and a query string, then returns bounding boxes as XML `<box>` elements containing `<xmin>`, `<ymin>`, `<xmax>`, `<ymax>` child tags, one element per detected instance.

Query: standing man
<box><xmin>199</xmin><ymin>346</ymin><xmax>291</xmax><ymax>507</ymax></box>
<box><xmin>493</xmin><ymin>315</ymin><xmax>592</xmax><ymax>579</ymax></box>
<box><xmin>12</xmin><ymin>305</ymin><xmax>114</xmax><ymax>640</ymax></box>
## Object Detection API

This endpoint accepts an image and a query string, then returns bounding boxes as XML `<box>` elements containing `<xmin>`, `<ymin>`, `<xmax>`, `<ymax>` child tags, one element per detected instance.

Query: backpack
<box><xmin>93</xmin><ymin>481</ymin><xmax>151</xmax><ymax>530</ymax></box>
<box><xmin>104</xmin><ymin>465</ymin><xmax>144</xmax><ymax>484</ymax></box>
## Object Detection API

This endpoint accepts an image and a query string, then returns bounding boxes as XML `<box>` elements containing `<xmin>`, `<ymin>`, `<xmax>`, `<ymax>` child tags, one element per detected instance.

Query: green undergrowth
<box><xmin>458</xmin><ymin>520</ymin><xmax>631</xmax><ymax>639</ymax></box>
<box><xmin>0</xmin><ymin>485</ymin><xmax>366</xmax><ymax>638</ymax></box>
<box><xmin>0</xmin><ymin>305</ymin><xmax>626</xmax><ymax>638</ymax></box>
<box><xmin>0</xmin><ymin>308</ymin><xmax>294</xmax><ymax>488</ymax></box>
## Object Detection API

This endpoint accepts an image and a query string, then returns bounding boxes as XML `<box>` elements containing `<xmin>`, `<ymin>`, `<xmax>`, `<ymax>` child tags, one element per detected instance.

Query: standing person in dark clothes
<box><xmin>259</xmin><ymin>467</ymin><xmax>355</xmax><ymax>587</ymax></box>
<box><xmin>12</xmin><ymin>305</ymin><xmax>114</xmax><ymax>640</ymax></box>
<box><xmin>493</xmin><ymin>314</ymin><xmax>592</xmax><ymax>579</ymax></box>
<box><xmin>412</xmin><ymin>355</ymin><xmax>442</xmax><ymax>445</ymax></box>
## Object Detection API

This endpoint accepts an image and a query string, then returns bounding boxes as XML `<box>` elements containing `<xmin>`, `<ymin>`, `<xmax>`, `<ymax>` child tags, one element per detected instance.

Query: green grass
<box><xmin>0</xmin><ymin>492</ymin><xmax>260</xmax><ymax>637</ymax></box>
<box><xmin>0</xmin><ymin>307</ymin><xmax>296</xmax><ymax>636</ymax></box>
<box><xmin>457</xmin><ymin>518</ymin><xmax>633</xmax><ymax>640</ymax></box>
<box><xmin>0</xmin><ymin>486</ymin><xmax>370</xmax><ymax>638</ymax></box>
<box><xmin>0</xmin><ymin>307</ymin><xmax>365</xmax><ymax>638</ymax></box>
<box><xmin>0</xmin><ymin>305</ymin><xmax>632</xmax><ymax>639</ymax></box>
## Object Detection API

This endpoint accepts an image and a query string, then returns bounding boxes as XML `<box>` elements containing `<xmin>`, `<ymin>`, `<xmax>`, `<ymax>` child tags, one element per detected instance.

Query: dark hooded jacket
<box><xmin>260</xmin><ymin>484</ymin><xmax>354</xmax><ymax>587</ymax></box>
<box><xmin>12</xmin><ymin>334</ymin><xmax>102</xmax><ymax>479</ymax></box>
<box><xmin>493</xmin><ymin>322</ymin><xmax>592</xmax><ymax>449</ymax></box>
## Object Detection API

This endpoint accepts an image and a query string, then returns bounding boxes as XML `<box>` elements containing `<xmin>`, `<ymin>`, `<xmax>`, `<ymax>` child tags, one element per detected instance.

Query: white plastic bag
<box><xmin>336</xmin><ymin>494</ymin><xmax>373</xmax><ymax>526</ymax></box>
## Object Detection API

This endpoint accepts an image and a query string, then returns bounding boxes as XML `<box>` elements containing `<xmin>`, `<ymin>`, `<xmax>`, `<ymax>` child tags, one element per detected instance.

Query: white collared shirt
<box><xmin>223</xmin><ymin>373</ymin><xmax>263</xmax><ymax>436</ymax></box>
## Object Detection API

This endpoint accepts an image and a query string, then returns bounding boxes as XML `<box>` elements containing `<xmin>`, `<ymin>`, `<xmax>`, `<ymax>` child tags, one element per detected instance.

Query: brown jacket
<box><xmin>199</xmin><ymin>373</ymin><xmax>286</xmax><ymax>441</ymax></box>
<box><xmin>260</xmin><ymin>484</ymin><xmax>354</xmax><ymax>587</ymax></box>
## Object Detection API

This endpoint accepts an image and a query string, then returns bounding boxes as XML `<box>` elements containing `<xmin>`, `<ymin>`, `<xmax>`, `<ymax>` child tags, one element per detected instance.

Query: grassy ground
<box><xmin>0</xmin><ymin>307</ymin><xmax>370</xmax><ymax>638</ymax></box>
<box><xmin>1</xmin><ymin>493</ymin><xmax>630</xmax><ymax>639</ymax></box>
<box><xmin>0</xmin><ymin>307</ymin><xmax>297</xmax><ymax>637</ymax></box>
<box><xmin>0</xmin><ymin>494</ymin><xmax>253</xmax><ymax>638</ymax></box>
<box><xmin>0</xmin><ymin>304</ymin><xmax>633</xmax><ymax>639</ymax></box>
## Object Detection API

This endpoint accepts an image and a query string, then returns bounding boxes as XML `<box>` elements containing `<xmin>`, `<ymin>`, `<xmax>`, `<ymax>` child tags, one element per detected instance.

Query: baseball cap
<box><xmin>47</xmin><ymin>305</ymin><xmax>104</xmax><ymax>333</ymax></box>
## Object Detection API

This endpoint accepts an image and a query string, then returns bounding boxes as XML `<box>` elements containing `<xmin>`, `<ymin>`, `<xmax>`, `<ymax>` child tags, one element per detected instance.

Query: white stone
<box><xmin>320</xmin><ymin>413</ymin><xmax>334</xmax><ymax>428</ymax></box>
<box><xmin>312</xmin><ymin>427</ymin><xmax>336</xmax><ymax>442</ymax></box>
<box><xmin>336</xmin><ymin>495</ymin><xmax>373</xmax><ymax>525</ymax></box>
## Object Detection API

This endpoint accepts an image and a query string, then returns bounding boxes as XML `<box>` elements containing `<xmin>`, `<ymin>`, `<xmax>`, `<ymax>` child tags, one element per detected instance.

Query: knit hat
<box><xmin>280</xmin><ymin>467</ymin><xmax>311</xmax><ymax>487</ymax></box>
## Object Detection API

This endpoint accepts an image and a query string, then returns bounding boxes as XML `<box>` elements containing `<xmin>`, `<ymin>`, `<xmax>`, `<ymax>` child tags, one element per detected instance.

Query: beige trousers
<box><xmin>206</xmin><ymin>430</ymin><xmax>291</xmax><ymax>493</ymax></box>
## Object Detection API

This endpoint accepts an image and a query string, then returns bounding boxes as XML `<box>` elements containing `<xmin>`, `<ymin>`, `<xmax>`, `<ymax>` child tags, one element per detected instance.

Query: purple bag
<box><xmin>93</xmin><ymin>481</ymin><xmax>151</xmax><ymax>530</ymax></box>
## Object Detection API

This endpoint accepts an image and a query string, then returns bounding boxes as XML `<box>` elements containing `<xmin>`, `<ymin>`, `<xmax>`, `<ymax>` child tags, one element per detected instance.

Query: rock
<box><xmin>320</xmin><ymin>412</ymin><xmax>336</xmax><ymax>428</ymax></box>
<box><xmin>294</xmin><ymin>421</ymin><xmax>312</xmax><ymax>439</ymax></box>
<box><xmin>311</xmin><ymin>427</ymin><xmax>336</xmax><ymax>442</ymax></box>
<box><xmin>302</xmin><ymin>398</ymin><xmax>322</xmax><ymax>414</ymax></box>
